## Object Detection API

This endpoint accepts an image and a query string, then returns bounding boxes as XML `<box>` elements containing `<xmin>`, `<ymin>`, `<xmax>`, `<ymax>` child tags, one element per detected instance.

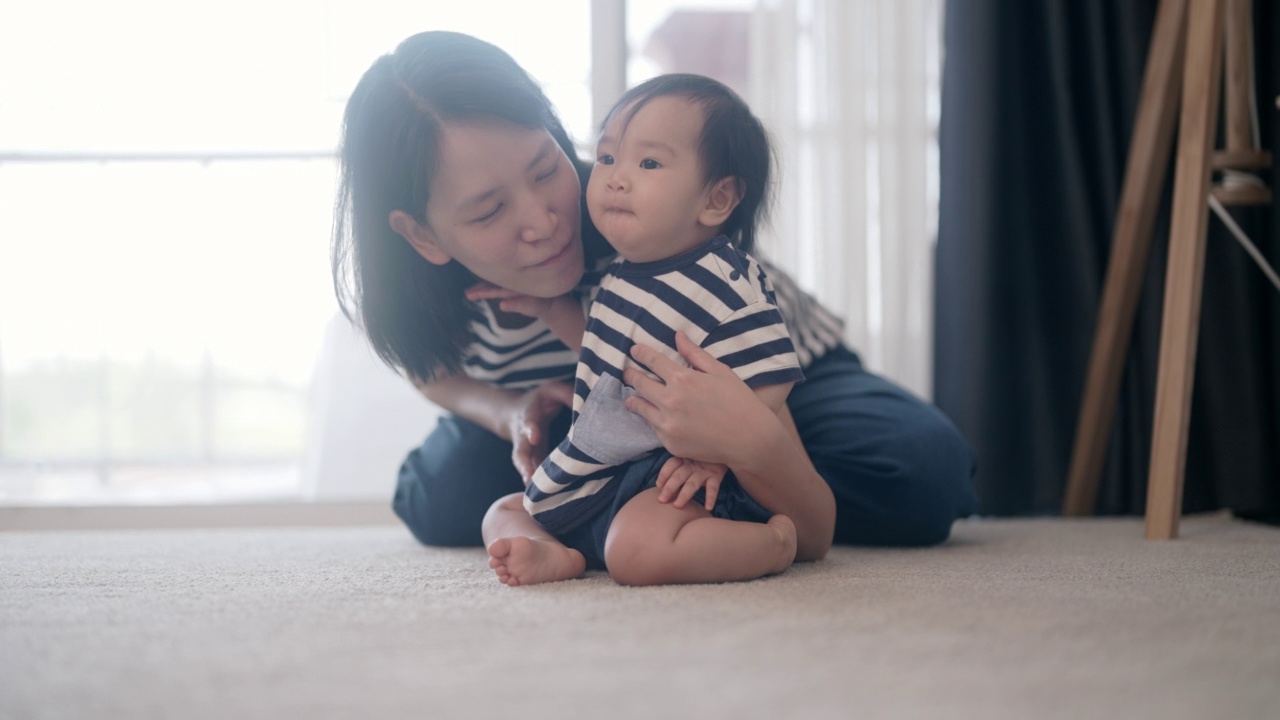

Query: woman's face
<box><xmin>403</xmin><ymin>120</ymin><xmax>585</xmax><ymax>298</ymax></box>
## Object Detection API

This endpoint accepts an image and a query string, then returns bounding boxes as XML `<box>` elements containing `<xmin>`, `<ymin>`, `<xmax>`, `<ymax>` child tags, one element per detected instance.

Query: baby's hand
<box><xmin>465</xmin><ymin>282</ymin><xmax>553</xmax><ymax>319</ymax></box>
<box><xmin>656</xmin><ymin>457</ymin><xmax>728</xmax><ymax>511</ymax></box>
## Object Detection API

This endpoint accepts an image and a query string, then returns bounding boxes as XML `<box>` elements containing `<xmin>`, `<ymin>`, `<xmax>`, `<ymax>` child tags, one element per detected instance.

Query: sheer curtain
<box><xmin>750</xmin><ymin>0</ymin><xmax>944</xmax><ymax>399</ymax></box>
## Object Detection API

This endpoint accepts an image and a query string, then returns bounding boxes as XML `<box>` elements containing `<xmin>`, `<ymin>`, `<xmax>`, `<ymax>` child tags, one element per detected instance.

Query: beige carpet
<box><xmin>2</xmin><ymin>513</ymin><xmax>1278</xmax><ymax>720</ymax></box>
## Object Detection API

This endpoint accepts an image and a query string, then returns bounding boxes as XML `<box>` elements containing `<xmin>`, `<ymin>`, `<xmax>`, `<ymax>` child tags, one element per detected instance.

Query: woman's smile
<box><xmin>531</xmin><ymin>240</ymin><xmax>571</xmax><ymax>268</ymax></box>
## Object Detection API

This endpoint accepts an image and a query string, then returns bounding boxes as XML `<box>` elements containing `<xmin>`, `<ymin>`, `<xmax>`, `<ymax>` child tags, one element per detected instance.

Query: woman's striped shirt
<box><xmin>457</xmin><ymin>250</ymin><xmax>844</xmax><ymax>391</ymax></box>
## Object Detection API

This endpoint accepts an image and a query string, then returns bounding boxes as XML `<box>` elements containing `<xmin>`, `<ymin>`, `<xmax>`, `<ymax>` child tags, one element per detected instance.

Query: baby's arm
<box><xmin>657</xmin><ymin>382</ymin><xmax>795</xmax><ymax>510</ymax></box>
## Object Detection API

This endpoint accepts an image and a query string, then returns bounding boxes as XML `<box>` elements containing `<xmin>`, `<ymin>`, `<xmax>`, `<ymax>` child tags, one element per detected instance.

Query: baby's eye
<box><xmin>640</xmin><ymin>158</ymin><xmax>661</xmax><ymax>169</ymax></box>
<box><xmin>598</xmin><ymin>154</ymin><xmax>615</xmax><ymax>165</ymax></box>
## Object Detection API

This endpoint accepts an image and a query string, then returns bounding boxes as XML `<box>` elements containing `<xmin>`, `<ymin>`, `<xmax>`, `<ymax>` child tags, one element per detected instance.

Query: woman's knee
<box><xmin>393</xmin><ymin>416</ymin><xmax>523</xmax><ymax>547</ymax></box>
<box><xmin>827</xmin><ymin>407</ymin><xmax>978</xmax><ymax>547</ymax></box>
<box><xmin>900</xmin><ymin>407</ymin><xmax>976</xmax><ymax>489</ymax></box>
<box><xmin>880</xmin><ymin>412</ymin><xmax>977</xmax><ymax>544</ymax></box>
<box><xmin>393</xmin><ymin>459</ymin><xmax>481</xmax><ymax>547</ymax></box>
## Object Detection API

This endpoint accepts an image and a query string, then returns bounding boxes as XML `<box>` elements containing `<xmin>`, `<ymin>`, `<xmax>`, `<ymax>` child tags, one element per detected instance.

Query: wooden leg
<box><xmin>1063</xmin><ymin>0</ymin><xmax>1188</xmax><ymax>516</ymax></box>
<box><xmin>1223</xmin><ymin>0</ymin><xmax>1254</xmax><ymax>154</ymax></box>
<box><xmin>1146</xmin><ymin>0</ymin><xmax>1225</xmax><ymax>540</ymax></box>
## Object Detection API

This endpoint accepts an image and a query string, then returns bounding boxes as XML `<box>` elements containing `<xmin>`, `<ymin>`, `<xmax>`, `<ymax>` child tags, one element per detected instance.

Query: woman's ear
<box><xmin>698</xmin><ymin>176</ymin><xmax>742</xmax><ymax>228</ymax></box>
<box><xmin>389</xmin><ymin>210</ymin><xmax>452</xmax><ymax>266</ymax></box>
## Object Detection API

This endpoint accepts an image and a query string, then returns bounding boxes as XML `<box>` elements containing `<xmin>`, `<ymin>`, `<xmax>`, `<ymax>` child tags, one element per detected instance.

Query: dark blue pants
<box><xmin>392</xmin><ymin>346</ymin><xmax>978</xmax><ymax>548</ymax></box>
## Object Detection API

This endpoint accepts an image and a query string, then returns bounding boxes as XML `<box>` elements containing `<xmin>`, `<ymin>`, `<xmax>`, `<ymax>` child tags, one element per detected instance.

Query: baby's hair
<box><xmin>332</xmin><ymin>31</ymin><xmax>606</xmax><ymax>381</ymax></box>
<box><xmin>604</xmin><ymin>74</ymin><xmax>774</xmax><ymax>254</ymax></box>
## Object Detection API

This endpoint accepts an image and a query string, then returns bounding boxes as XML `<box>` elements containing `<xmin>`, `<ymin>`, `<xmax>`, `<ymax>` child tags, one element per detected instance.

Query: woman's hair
<box><xmin>331</xmin><ymin>31</ymin><xmax>604</xmax><ymax>381</ymax></box>
<box><xmin>604</xmin><ymin>74</ymin><xmax>774</xmax><ymax>254</ymax></box>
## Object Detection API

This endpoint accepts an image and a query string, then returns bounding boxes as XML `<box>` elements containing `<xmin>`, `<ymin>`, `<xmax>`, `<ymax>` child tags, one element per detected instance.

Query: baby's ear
<box><xmin>698</xmin><ymin>176</ymin><xmax>742</xmax><ymax>228</ymax></box>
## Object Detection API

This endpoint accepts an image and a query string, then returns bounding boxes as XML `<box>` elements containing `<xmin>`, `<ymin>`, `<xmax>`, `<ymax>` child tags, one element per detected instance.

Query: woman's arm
<box><xmin>621</xmin><ymin>332</ymin><xmax>836</xmax><ymax>560</ymax></box>
<box><xmin>652</xmin><ymin>382</ymin><xmax>796</xmax><ymax>512</ymax></box>
<box><xmin>412</xmin><ymin>373</ymin><xmax>574</xmax><ymax>483</ymax></box>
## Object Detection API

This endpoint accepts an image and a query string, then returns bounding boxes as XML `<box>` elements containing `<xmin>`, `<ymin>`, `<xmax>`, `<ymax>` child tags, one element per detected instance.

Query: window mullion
<box><xmin>591</xmin><ymin>0</ymin><xmax>628</xmax><ymax>131</ymax></box>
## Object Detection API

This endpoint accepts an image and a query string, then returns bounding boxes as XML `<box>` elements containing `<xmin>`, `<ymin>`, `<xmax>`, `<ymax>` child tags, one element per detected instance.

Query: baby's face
<box><xmin>587</xmin><ymin>95</ymin><xmax>720</xmax><ymax>263</ymax></box>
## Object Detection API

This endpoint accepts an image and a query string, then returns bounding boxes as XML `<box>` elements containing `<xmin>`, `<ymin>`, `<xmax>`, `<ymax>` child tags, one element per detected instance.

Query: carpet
<box><xmin>2</xmin><ymin>513</ymin><xmax>1278</xmax><ymax>719</ymax></box>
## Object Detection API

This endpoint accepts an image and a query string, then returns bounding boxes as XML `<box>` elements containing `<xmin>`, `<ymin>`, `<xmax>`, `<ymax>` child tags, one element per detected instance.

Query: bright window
<box><xmin>0</xmin><ymin>0</ymin><xmax>591</xmax><ymax>504</ymax></box>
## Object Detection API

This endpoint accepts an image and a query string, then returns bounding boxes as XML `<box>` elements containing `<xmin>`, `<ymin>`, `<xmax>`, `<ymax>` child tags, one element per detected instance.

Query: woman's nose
<box><xmin>519</xmin><ymin>197</ymin><xmax>556</xmax><ymax>243</ymax></box>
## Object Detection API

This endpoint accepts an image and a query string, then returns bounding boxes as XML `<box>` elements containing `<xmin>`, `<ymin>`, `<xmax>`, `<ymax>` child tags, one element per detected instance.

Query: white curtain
<box><xmin>750</xmin><ymin>0</ymin><xmax>943</xmax><ymax>399</ymax></box>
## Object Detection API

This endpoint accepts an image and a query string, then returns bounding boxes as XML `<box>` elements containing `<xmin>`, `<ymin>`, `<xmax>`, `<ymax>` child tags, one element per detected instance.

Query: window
<box><xmin>0</xmin><ymin>0</ymin><xmax>591</xmax><ymax>505</ymax></box>
<box><xmin>627</xmin><ymin>0</ymin><xmax>753</xmax><ymax>93</ymax></box>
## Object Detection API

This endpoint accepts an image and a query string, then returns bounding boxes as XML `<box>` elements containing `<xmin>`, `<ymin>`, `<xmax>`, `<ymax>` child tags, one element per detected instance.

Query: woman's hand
<box><xmin>656</xmin><ymin>456</ymin><xmax>727</xmax><ymax>511</ymax></box>
<box><xmin>507</xmin><ymin>381</ymin><xmax>574</xmax><ymax>484</ymax></box>
<box><xmin>465</xmin><ymin>282</ymin><xmax>553</xmax><ymax>319</ymax></box>
<box><xmin>622</xmin><ymin>332</ymin><xmax>776</xmax><ymax>468</ymax></box>
<box><xmin>623</xmin><ymin>331</ymin><xmax>836</xmax><ymax>561</ymax></box>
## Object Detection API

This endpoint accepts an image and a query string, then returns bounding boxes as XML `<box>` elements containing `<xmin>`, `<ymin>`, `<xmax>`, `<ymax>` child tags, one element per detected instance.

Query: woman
<box><xmin>331</xmin><ymin>31</ymin><xmax>978</xmax><ymax>559</ymax></box>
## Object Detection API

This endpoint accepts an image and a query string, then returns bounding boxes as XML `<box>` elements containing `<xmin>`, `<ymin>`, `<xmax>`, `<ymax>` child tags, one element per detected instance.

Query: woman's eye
<box><xmin>474</xmin><ymin>204</ymin><xmax>503</xmax><ymax>223</ymax></box>
<box><xmin>598</xmin><ymin>154</ymin><xmax>614</xmax><ymax>165</ymax></box>
<box><xmin>536</xmin><ymin>164</ymin><xmax>558</xmax><ymax>182</ymax></box>
<box><xmin>640</xmin><ymin>158</ymin><xmax>661</xmax><ymax>169</ymax></box>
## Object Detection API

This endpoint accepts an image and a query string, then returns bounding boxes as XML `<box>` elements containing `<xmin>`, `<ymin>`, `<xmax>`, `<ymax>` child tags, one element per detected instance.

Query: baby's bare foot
<box><xmin>487</xmin><ymin>537</ymin><xmax>586</xmax><ymax>586</ymax></box>
<box><xmin>766</xmin><ymin>515</ymin><xmax>798</xmax><ymax>575</ymax></box>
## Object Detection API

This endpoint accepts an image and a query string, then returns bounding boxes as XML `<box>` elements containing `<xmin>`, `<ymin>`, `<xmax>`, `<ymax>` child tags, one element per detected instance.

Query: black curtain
<box><xmin>935</xmin><ymin>0</ymin><xmax>1280</xmax><ymax>520</ymax></box>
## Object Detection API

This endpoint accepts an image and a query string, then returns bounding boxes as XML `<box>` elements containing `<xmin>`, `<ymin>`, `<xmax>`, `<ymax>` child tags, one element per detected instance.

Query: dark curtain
<box><xmin>935</xmin><ymin>0</ymin><xmax>1280</xmax><ymax>520</ymax></box>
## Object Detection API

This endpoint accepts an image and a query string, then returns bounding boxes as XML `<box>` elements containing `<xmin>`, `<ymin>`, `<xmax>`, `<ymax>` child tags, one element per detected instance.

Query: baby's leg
<box><xmin>482</xmin><ymin>493</ymin><xmax>585</xmax><ymax>586</ymax></box>
<box><xmin>603</xmin><ymin>488</ymin><xmax>796</xmax><ymax>586</ymax></box>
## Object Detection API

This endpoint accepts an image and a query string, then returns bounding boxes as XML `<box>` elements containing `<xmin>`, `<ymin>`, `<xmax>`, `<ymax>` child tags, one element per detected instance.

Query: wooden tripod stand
<box><xmin>1062</xmin><ymin>0</ymin><xmax>1272</xmax><ymax>538</ymax></box>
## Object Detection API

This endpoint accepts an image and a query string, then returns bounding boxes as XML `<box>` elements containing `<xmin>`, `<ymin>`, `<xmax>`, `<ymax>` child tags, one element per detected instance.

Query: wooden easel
<box><xmin>1062</xmin><ymin>0</ymin><xmax>1272</xmax><ymax>539</ymax></box>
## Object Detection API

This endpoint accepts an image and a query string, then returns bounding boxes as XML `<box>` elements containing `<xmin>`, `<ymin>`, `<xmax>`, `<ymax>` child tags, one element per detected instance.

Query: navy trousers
<box><xmin>392</xmin><ymin>346</ymin><xmax>978</xmax><ymax>548</ymax></box>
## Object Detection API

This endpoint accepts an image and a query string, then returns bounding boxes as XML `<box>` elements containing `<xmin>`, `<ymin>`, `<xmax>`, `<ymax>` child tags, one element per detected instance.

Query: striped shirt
<box><xmin>458</xmin><ymin>252</ymin><xmax>842</xmax><ymax>390</ymax></box>
<box><xmin>523</xmin><ymin>236</ymin><xmax>806</xmax><ymax>535</ymax></box>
